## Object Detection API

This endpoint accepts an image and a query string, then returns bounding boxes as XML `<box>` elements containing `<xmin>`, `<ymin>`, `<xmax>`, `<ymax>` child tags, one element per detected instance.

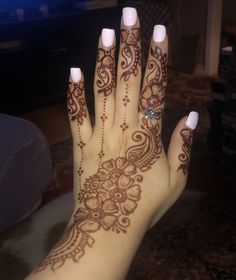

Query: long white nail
<box><xmin>153</xmin><ymin>25</ymin><xmax>166</xmax><ymax>43</ymax></box>
<box><xmin>101</xmin><ymin>28</ymin><xmax>115</xmax><ymax>48</ymax></box>
<box><xmin>70</xmin><ymin>67</ymin><xmax>81</xmax><ymax>83</ymax></box>
<box><xmin>185</xmin><ymin>111</ymin><xmax>199</xmax><ymax>130</ymax></box>
<box><xmin>123</xmin><ymin>7</ymin><xmax>137</xmax><ymax>26</ymax></box>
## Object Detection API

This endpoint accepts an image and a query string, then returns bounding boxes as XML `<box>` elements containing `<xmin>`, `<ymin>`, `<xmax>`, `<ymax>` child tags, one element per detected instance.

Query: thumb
<box><xmin>167</xmin><ymin>111</ymin><xmax>199</xmax><ymax>190</ymax></box>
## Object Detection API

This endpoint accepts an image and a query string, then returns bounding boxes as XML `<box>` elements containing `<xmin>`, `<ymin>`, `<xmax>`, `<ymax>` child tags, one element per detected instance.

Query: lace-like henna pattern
<box><xmin>35</xmin><ymin>117</ymin><xmax>162</xmax><ymax>272</ymax></box>
<box><xmin>67</xmin><ymin>82</ymin><xmax>86</xmax><ymax>178</ymax></box>
<box><xmin>177</xmin><ymin>129</ymin><xmax>193</xmax><ymax>175</ymax></box>
<box><xmin>120</xmin><ymin>27</ymin><xmax>141</xmax><ymax>81</ymax></box>
<box><xmin>96</xmin><ymin>47</ymin><xmax>116</xmax><ymax>163</ymax></box>
<box><xmin>140</xmin><ymin>45</ymin><xmax>167</xmax><ymax>111</ymax></box>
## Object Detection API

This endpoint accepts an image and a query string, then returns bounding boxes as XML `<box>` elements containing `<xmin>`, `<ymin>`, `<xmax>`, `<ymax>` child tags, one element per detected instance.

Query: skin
<box><xmin>26</xmin><ymin>11</ymin><xmax>196</xmax><ymax>280</ymax></box>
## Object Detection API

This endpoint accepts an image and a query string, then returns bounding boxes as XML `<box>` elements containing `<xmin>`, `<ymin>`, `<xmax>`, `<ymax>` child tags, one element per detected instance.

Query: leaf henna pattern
<box><xmin>34</xmin><ymin>118</ymin><xmax>162</xmax><ymax>272</ymax></box>
<box><xmin>96</xmin><ymin>47</ymin><xmax>116</xmax><ymax>96</ymax></box>
<box><xmin>140</xmin><ymin>45</ymin><xmax>167</xmax><ymax>111</ymax></box>
<box><xmin>177</xmin><ymin>129</ymin><xmax>193</xmax><ymax>175</ymax></box>
<box><xmin>120</xmin><ymin>27</ymin><xmax>141</xmax><ymax>81</ymax></box>
<box><xmin>67</xmin><ymin>81</ymin><xmax>86</xmax><ymax>126</ymax></box>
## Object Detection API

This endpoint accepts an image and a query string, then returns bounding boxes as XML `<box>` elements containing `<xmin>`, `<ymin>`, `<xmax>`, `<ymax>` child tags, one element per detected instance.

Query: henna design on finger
<box><xmin>177</xmin><ymin>129</ymin><xmax>193</xmax><ymax>175</ymax></box>
<box><xmin>140</xmin><ymin>46</ymin><xmax>167</xmax><ymax>111</ymax></box>
<box><xmin>68</xmin><ymin>82</ymin><xmax>86</xmax><ymax>125</ymax></box>
<box><xmin>96</xmin><ymin>47</ymin><xmax>116</xmax><ymax>164</ymax></box>
<box><xmin>34</xmin><ymin>117</ymin><xmax>162</xmax><ymax>272</ymax></box>
<box><xmin>67</xmin><ymin>82</ymin><xmax>87</xmax><ymax>180</ymax></box>
<box><xmin>120</xmin><ymin>27</ymin><xmax>141</xmax><ymax>81</ymax></box>
<box><xmin>119</xmin><ymin>83</ymin><xmax>130</xmax><ymax>156</ymax></box>
<box><xmin>96</xmin><ymin>47</ymin><xmax>116</xmax><ymax>96</ymax></box>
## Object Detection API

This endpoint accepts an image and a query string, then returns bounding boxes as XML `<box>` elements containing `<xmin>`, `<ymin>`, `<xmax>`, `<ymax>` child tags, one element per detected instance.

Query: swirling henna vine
<box><xmin>140</xmin><ymin>45</ymin><xmax>167</xmax><ymax>111</ymax></box>
<box><xmin>35</xmin><ymin>117</ymin><xmax>162</xmax><ymax>272</ymax></box>
<box><xmin>67</xmin><ymin>81</ymin><xmax>86</xmax><ymax>126</ymax></box>
<box><xmin>120</xmin><ymin>28</ymin><xmax>141</xmax><ymax>81</ymax></box>
<box><xmin>177</xmin><ymin>129</ymin><xmax>193</xmax><ymax>175</ymax></box>
<box><xmin>96</xmin><ymin>47</ymin><xmax>116</xmax><ymax>96</ymax></box>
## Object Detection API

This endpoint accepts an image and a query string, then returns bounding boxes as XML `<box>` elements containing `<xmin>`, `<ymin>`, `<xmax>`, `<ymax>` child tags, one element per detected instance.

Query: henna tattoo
<box><xmin>96</xmin><ymin>47</ymin><xmax>116</xmax><ymax>163</ymax></box>
<box><xmin>119</xmin><ymin>83</ymin><xmax>129</xmax><ymax>156</ymax></box>
<box><xmin>98</xmin><ymin>97</ymin><xmax>107</xmax><ymax>164</ymax></box>
<box><xmin>67</xmin><ymin>82</ymin><xmax>86</xmax><ymax>179</ymax></box>
<box><xmin>126</xmin><ymin>118</ymin><xmax>162</xmax><ymax>172</ymax></box>
<box><xmin>120</xmin><ymin>28</ymin><xmax>141</xmax><ymax>81</ymax></box>
<box><xmin>35</xmin><ymin>118</ymin><xmax>162</xmax><ymax>272</ymax></box>
<box><xmin>140</xmin><ymin>45</ymin><xmax>167</xmax><ymax>111</ymax></box>
<box><xmin>96</xmin><ymin>47</ymin><xmax>116</xmax><ymax>96</ymax></box>
<box><xmin>67</xmin><ymin>82</ymin><xmax>86</xmax><ymax>126</ymax></box>
<box><xmin>177</xmin><ymin>129</ymin><xmax>193</xmax><ymax>175</ymax></box>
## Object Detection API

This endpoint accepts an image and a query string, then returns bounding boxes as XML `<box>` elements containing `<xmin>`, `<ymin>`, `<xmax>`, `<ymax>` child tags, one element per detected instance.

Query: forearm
<box><xmin>25</xmin><ymin>207</ymin><xmax>151</xmax><ymax>280</ymax></box>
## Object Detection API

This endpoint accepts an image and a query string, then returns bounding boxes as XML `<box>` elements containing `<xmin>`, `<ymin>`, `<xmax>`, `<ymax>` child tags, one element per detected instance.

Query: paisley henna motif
<box><xmin>120</xmin><ymin>28</ymin><xmax>141</xmax><ymax>81</ymax></box>
<box><xmin>177</xmin><ymin>129</ymin><xmax>193</xmax><ymax>175</ymax></box>
<box><xmin>126</xmin><ymin>118</ymin><xmax>162</xmax><ymax>172</ymax></box>
<box><xmin>96</xmin><ymin>47</ymin><xmax>116</xmax><ymax>96</ymax></box>
<box><xmin>67</xmin><ymin>82</ymin><xmax>86</xmax><ymax>126</ymax></box>
<box><xmin>35</xmin><ymin>117</ymin><xmax>162</xmax><ymax>272</ymax></box>
<box><xmin>140</xmin><ymin>45</ymin><xmax>167</xmax><ymax>111</ymax></box>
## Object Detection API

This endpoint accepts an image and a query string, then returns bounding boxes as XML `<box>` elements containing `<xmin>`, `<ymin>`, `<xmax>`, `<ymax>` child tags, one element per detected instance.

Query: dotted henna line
<box><xmin>98</xmin><ymin>97</ymin><xmax>107</xmax><ymax>166</ymax></box>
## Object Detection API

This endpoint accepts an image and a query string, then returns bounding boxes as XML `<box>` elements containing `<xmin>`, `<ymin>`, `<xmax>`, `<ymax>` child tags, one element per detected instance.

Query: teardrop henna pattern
<box><xmin>67</xmin><ymin>81</ymin><xmax>86</xmax><ymax>126</ymax></box>
<box><xmin>34</xmin><ymin>117</ymin><xmax>162</xmax><ymax>272</ymax></box>
<box><xmin>96</xmin><ymin>47</ymin><xmax>116</xmax><ymax>96</ymax></box>
<box><xmin>177</xmin><ymin>129</ymin><xmax>193</xmax><ymax>175</ymax></box>
<box><xmin>140</xmin><ymin>45</ymin><xmax>167</xmax><ymax>111</ymax></box>
<box><xmin>120</xmin><ymin>27</ymin><xmax>141</xmax><ymax>81</ymax></box>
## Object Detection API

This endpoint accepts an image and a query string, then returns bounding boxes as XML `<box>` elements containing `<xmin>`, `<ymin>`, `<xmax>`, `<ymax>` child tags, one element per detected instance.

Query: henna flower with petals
<box><xmin>97</xmin><ymin>157</ymin><xmax>137</xmax><ymax>181</ymax></box>
<box><xmin>108</xmin><ymin>174</ymin><xmax>141</xmax><ymax>215</ymax></box>
<box><xmin>74</xmin><ymin>197</ymin><xmax>119</xmax><ymax>232</ymax></box>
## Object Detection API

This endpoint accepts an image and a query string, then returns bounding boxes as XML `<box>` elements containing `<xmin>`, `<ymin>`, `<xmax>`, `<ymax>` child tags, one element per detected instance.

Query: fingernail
<box><xmin>101</xmin><ymin>28</ymin><xmax>115</xmax><ymax>48</ymax></box>
<box><xmin>153</xmin><ymin>25</ymin><xmax>166</xmax><ymax>43</ymax></box>
<box><xmin>70</xmin><ymin>67</ymin><xmax>81</xmax><ymax>83</ymax></box>
<box><xmin>185</xmin><ymin>111</ymin><xmax>199</xmax><ymax>130</ymax></box>
<box><xmin>123</xmin><ymin>7</ymin><xmax>137</xmax><ymax>26</ymax></box>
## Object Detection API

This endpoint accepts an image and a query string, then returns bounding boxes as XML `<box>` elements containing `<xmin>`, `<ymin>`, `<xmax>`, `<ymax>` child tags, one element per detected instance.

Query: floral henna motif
<box><xmin>177</xmin><ymin>129</ymin><xmax>193</xmax><ymax>175</ymax></box>
<box><xmin>120</xmin><ymin>27</ymin><xmax>141</xmax><ymax>81</ymax></box>
<box><xmin>140</xmin><ymin>45</ymin><xmax>167</xmax><ymax>111</ymax></box>
<box><xmin>35</xmin><ymin>118</ymin><xmax>162</xmax><ymax>272</ymax></box>
<box><xmin>96</xmin><ymin>47</ymin><xmax>116</xmax><ymax>96</ymax></box>
<box><xmin>67</xmin><ymin>81</ymin><xmax>86</xmax><ymax>125</ymax></box>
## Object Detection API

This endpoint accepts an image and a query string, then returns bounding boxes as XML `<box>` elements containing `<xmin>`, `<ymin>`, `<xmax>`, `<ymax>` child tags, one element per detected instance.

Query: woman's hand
<box><xmin>27</xmin><ymin>7</ymin><xmax>198</xmax><ymax>280</ymax></box>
